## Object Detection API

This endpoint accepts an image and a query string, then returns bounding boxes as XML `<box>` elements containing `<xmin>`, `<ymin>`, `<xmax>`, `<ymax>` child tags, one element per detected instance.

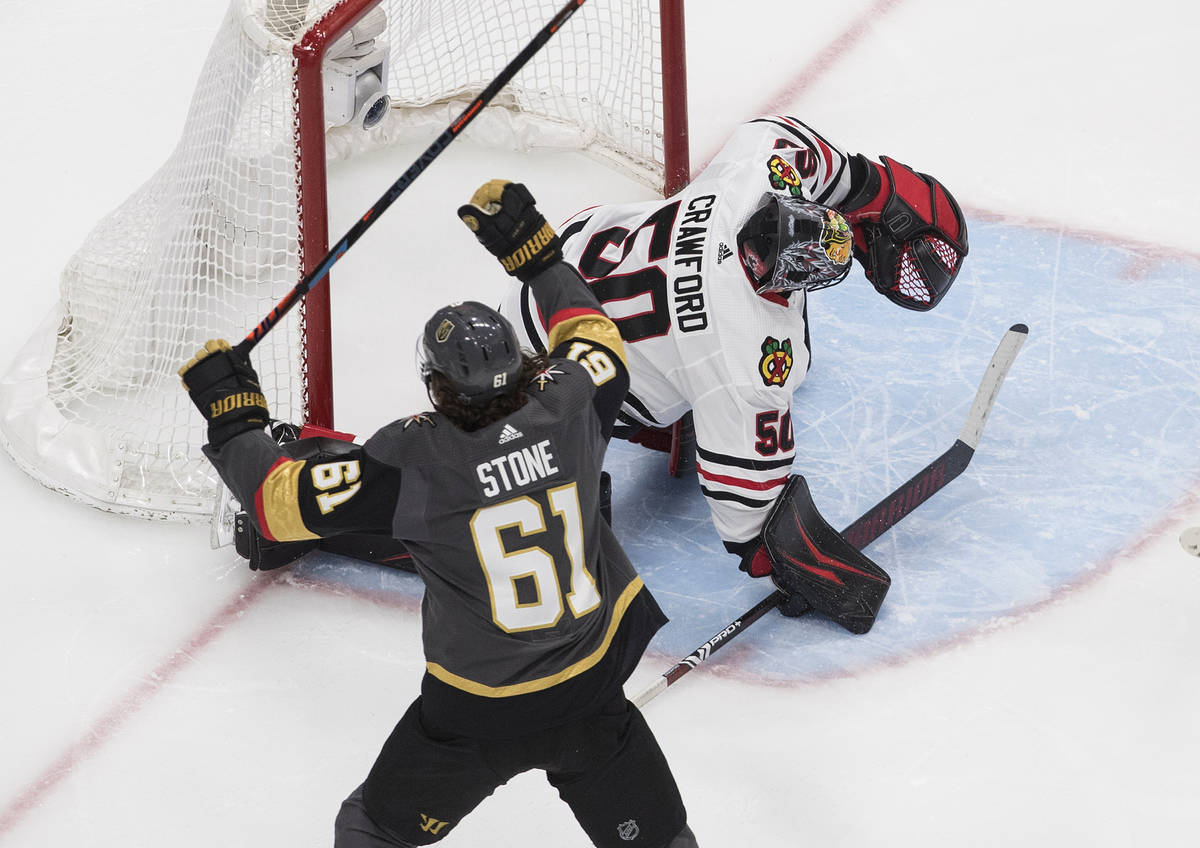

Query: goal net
<box><xmin>0</xmin><ymin>0</ymin><xmax>688</xmax><ymax>522</ymax></box>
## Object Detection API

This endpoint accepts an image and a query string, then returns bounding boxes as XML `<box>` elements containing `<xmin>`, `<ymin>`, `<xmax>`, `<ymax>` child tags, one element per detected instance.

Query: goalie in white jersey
<box><xmin>501</xmin><ymin>115</ymin><xmax>968</xmax><ymax>579</ymax></box>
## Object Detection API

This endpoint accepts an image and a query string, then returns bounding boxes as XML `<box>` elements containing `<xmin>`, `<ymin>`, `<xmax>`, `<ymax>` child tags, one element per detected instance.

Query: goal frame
<box><xmin>294</xmin><ymin>0</ymin><xmax>690</xmax><ymax>430</ymax></box>
<box><xmin>0</xmin><ymin>0</ymin><xmax>691</xmax><ymax>523</ymax></box>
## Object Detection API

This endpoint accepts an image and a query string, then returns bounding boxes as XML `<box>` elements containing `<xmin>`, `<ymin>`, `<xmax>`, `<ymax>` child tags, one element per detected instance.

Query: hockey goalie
<box><xmin>500</xmin><ymin>114</ymin><xmax>967</xmax><ymax>632</ymax></box>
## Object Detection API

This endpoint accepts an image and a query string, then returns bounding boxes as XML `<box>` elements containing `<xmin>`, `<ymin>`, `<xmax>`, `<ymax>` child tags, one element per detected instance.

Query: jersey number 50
<box><xmin>469</xmin><ymin>482</ymin><xmax>601</xmax><ymax>633</ymax></box>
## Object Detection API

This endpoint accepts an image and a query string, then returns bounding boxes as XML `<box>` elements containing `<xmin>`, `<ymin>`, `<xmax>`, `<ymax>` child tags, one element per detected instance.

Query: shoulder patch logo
<box><xmin>402</xmin><ymin>413</ymin><xmax>436</xmax><ymax>430</ymax></box>
<box><xmin>759</xmin><ymin>336</ymin><xmax>794</xmax><ymax>387</ymax></box>
<box><xmin>531</xmin><ymin>365</ymin><xmax>564</xmax><ymax>391</ymax></box>
<box><xmin>716</xmin><ymin>242</ymin><xmax>733</xmax><ymax>264</ymax></box>
<box><xmin>498</xmin><ymin>423</ymin><xmax>523</xmax><ymax>444</ymax></box>
<box><xmin>767</xmin><ymin>154</ymin><xmax>805</xmax><ymax>197</ymax></box>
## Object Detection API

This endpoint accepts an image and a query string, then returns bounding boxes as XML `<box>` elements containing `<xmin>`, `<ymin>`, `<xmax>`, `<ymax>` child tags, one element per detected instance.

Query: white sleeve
<box><xmin>498</xmin><ymin>279</ymin><xmax>549</xmax><ymax>353</ymax></box>
<box><xmin>705</xmin><ymin>115</ymin><xmax>856</xmax><ymax>207</ymax></box>
<box><xmin>690</xmin><ymin>383</ymin><xmax>795</xmax><ymax>545</ymax></box>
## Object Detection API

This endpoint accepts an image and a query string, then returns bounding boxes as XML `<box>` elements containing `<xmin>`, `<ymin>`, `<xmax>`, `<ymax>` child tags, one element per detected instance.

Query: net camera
<box><xmin>323</xmin><ymin>7</ymin><xmax>391</xmax><ymax>131</ymax></box>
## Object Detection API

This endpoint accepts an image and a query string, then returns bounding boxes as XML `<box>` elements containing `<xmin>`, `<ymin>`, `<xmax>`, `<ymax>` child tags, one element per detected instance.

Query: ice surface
<box><xmin>1</xmin><ymin>1</ymin><xmax>1198</xmax><ymax>846</ymax></box>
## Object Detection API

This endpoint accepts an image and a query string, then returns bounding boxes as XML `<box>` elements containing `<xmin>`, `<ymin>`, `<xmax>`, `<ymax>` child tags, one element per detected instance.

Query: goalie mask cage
<box><xmin>0</xmin><ymin>0</ymin><xmax>689</xmax><ymax>522</ymax></box>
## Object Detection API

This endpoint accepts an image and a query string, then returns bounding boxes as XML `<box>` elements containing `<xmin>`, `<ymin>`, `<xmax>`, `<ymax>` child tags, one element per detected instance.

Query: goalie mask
<box><xmin>417</xmin><ymin>301</ymin><xmax>524</xmax><ymax>407</ymax></box>
<box><xmin>736</xmin><ymin>195</ymin><xmax>853</xmax><ymax>295</ymax></box>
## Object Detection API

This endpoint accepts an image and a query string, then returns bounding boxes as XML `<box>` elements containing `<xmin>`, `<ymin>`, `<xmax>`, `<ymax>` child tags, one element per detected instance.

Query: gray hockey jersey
<box><xmin>204</xmin><ymin>264</ymin><xmax>666</xmax><ymax>736</ymax></box>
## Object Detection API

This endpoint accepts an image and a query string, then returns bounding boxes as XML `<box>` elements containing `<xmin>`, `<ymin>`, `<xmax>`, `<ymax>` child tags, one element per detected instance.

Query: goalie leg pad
<box><xmin>762</xmin><ymin>476</ymin><xmax>891</xmax><ymax>634</ymax></box>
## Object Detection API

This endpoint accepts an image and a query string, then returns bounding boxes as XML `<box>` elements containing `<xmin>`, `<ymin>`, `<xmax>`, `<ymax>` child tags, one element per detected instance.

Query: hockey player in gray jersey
<box><xmin>180</xmin><ymin>180</ymin><xmax>698</xmax><ymax>847</ymax></box>
<box><xmin>501</xmin><ymin>114</ymin><xmax>968</xmax><ymax>616</ymax></box>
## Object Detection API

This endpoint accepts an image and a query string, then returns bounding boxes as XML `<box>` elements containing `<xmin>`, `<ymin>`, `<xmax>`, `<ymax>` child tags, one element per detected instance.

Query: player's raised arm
<box><xmin>179</xmin><ymin>341</ymin><xmax>397</xmax><ymax>542</ymax></box>
<box><xmin>458</xmin><ymin>179</ymin><xmax>630</xmax><ymax>431</ymax></box>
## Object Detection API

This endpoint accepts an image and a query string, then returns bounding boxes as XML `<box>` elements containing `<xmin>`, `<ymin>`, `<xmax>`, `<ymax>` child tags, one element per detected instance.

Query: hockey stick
<box><xmin>632</xmin><ymin>323</ymin><xmax>1028</xmax><ymax>708</ymax></box>
<box><xmin>232</xmin><ymin>0</ymin><xmax>588</xmax><ymax>358</ymax></box>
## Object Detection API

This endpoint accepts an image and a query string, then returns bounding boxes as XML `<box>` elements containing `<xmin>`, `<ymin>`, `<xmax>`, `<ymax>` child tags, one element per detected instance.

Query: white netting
<box><xmin>0</xmin><ymin>0</ymin><xmax>674</xmax><ymax>521</ymax></box>
<box><xmin>323</xmin><ymin>0</ymin><xmax>667</xmax><ymax>184</ymax></box>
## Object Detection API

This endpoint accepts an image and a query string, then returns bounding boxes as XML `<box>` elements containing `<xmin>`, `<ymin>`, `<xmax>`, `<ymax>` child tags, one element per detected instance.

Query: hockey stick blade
<box><xmin>631</xmin><ymin>323</ymin><xmax>1028</xmax><ymax>708</ymax></box>
<box><xmin>233</xmin><ymin>0</ymin><xmax>588</xmax><ymax>357</ymax></box>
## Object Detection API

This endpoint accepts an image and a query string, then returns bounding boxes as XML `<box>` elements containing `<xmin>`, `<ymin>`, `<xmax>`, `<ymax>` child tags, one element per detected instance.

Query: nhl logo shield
<box><xmin>617</xmin><ymin>819</ymin><xmax>640</xmax><ymax>841</ymax></box>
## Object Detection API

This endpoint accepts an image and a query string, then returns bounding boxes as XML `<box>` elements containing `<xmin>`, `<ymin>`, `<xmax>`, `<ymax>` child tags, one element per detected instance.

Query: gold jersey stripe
<box><xmin>257</xmin><ymin>459</ymin><xmax>320</xmax><ymax>542</ymax></box>
<box><xmin>425</xmin><ymin>576</ymin><xmax>645</xmax><ymax>697</ymax></box>
<box><xmin>548</xmin><ymin>313</ymin><xmax>628</xmax><ymax>367</ymax></box>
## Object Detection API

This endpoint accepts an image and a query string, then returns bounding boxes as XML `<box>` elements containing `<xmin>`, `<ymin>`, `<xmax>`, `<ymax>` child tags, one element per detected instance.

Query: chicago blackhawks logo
<box><xmin>759</xmin><ymin>336</ymin><xmax>794</xmax><ymax>386</ymax></box>
<box><xmin>821</xmin><ymin>208</ymin><xmax>852</xmax><ymax>266</ymax></box>
<box><xmin>766</xmin><ymin>154</ymin><xmax>805</xmax><ymax>196</ymax></box>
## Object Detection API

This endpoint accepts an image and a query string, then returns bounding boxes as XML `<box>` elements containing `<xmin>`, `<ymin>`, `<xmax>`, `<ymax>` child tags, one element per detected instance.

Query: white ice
<box><xmin>1</xmin><ymin>1</ymin><xmax>1199</xmax><ymax>846</ymax></box>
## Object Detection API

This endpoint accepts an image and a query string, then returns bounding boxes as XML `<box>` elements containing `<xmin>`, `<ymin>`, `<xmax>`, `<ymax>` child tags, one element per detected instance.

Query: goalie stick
<box><xmin>631</xmin><ymin>323</ymin><xmax>1029</xmax><ymax>708</ymax></box>
<box><xmin>232</xmin><ymin>0</ymin><xmax>588</xmax><ymax>358</ymax></box>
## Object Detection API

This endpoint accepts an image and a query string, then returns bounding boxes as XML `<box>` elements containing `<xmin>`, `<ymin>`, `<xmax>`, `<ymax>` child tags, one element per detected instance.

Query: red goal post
<box><xmin>0</xmin><ymin>0</ymin><xmax>690</xmax><ymax>522</ymax></box>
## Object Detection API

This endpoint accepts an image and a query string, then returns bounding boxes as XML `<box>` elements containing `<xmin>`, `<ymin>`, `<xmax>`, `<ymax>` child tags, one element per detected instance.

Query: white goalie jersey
<box><xmin>501</xmin><ymin>116</ymin><xmax>857</xmax><ymax>547</ymax></box>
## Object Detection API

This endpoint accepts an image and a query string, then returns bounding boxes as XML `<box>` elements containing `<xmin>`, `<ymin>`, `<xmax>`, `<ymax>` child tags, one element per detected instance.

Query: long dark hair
<box><xmin>429</xmin><ymin>351</ymin><xmax>550</xmax><ymax>432</ymax></box>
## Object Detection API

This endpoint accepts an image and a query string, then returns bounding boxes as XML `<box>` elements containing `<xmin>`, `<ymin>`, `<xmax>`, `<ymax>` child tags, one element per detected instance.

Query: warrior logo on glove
<box><xmin>500</xmin><ymin>220</ymin><xmax>557</xmax><ymax>277</ymax></box>
<box><xmin>457</xmin><ymin>179</ymin><xmax>563</xmax><ymax>283</ymax></box>
<box><xmin>179</xmin><ymin>339</ymin><xmax>270</xmax><ymax>449</ymax></box>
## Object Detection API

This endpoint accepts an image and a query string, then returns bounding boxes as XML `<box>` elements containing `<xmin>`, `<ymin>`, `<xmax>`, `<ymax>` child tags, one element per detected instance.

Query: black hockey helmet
<box><xmin>417</xmin><ymin>301</ymin><xmax>524</xmax><ymax>407</ymax></box>
<box><xmin>736</xmin><ymin>194</ymin><xmax>853</xmax><ymax>295</ymax></box>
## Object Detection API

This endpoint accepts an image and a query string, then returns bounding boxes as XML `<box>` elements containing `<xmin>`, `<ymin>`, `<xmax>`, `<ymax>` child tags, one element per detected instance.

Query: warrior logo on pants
<box><xmin>420</xmin><ymin>814</ymin><xmax>450</xmax><ymax>835</ymax></box>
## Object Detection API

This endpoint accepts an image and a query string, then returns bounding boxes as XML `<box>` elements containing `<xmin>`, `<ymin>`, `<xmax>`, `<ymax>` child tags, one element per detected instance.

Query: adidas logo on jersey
<box><xmin>498</xmin><ymin>423</ymin><xmax>524</xmax><ymax>444</ymax></box>
<box><xmin>716</xmin><ymin>242</ymin><xmax>733</xmax><ymax>263</ymax></box>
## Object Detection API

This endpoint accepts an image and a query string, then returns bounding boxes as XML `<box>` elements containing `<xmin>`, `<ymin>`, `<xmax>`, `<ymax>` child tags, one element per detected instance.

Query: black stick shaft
<box><xmin>632</xmin><ymin>324</ymin><xmax>1028</xmax><ymax>708</ymax></box>
<box><xmin>631</xmin><ymin>441</ymin><xmax>967</xmax><ymax>708</ymax></box>
<box><xmin>235</xmin><ymin>0</ymin><xmax>588</xmax><ymax>357</ymax></box>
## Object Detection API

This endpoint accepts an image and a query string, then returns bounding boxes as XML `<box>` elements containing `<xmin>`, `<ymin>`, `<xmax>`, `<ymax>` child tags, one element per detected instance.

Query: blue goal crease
<box><xmin>297</xmin><ymin>221</ymin><xmax>1200</xmax><ymax>683</ymax></box>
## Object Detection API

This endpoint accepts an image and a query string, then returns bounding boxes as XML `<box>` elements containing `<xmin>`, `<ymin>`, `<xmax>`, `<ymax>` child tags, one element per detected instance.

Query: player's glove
<box><xmin>838</xmin><ymin>153</ymin><xmax>968</xmax><ymax>312</ymax></box>
<box><xmin>733</xmin><ymin>540</ymin><xmax>813</xmax><ymax>617</ymax></box>
<box><xmin>178</xmin><ymin>339</ymin><xmax>270</xmax><ymax>449</ymax></box>
<box><xmin>457</xmin><ymin>179</ymin><xmax>562</xmax><ymax>282</ymax></box>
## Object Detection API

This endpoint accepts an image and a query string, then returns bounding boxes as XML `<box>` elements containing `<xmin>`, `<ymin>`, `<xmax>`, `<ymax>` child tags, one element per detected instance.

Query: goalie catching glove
<box><xmin>839</xmin><ymin>154</ymin><xmax>968</xmax><ymax>312</ymax></box>
<box><xmin>179</xmin><ymin>339</ymin><xmax>270</xmax><ymax>449</ymax></box>
<box><xmin>458</xmin><ymin>180</ymin><xmax>562</xmax><ymax>281</ymax></box>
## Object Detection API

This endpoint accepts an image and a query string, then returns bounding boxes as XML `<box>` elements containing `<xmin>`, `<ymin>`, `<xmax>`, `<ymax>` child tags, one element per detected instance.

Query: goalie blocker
<box><xmin>762</xmin><ymin>475</ymin><xmax>891</xmax><ymax>634</ymax></box>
